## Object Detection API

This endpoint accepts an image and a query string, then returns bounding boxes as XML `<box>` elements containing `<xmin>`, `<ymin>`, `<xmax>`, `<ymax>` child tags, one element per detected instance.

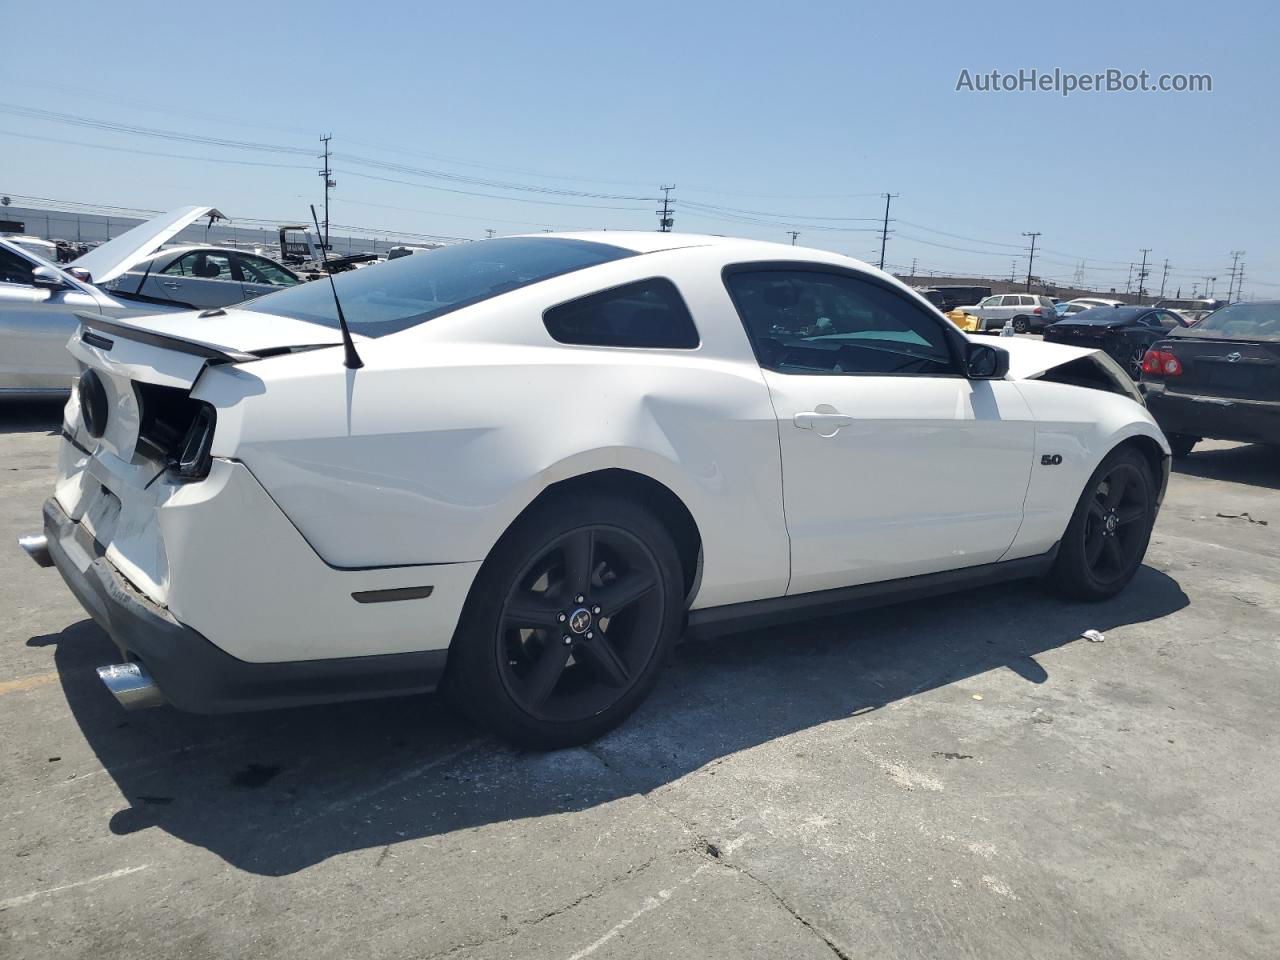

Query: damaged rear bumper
<box><xmin>41</xmin><ymin>497</ymin><xmax>448</xmax><ymax>713</ymax></box>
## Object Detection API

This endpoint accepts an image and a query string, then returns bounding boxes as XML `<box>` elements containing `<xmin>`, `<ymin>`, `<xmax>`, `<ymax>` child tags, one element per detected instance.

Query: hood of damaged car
<box><xmin>973</xmin><ymin>334</ymin><xmax>1103</xmax><ymax>380</ymax></box>
<box><xmin>71</xmin><ymin>205</ymin><xmax>226</xmax><ymax>285</ymax></box>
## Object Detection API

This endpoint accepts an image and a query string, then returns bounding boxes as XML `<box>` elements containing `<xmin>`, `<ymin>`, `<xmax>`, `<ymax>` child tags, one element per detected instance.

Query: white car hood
<box><xmin>979</xmin><ymin>334</ymin><xmax>1097</xmax><ymax>380</ymax></box>
<box><xmin>71</xmin><ymin>205</ymin><xmax>226</xmax><ymax>285</ymax></box>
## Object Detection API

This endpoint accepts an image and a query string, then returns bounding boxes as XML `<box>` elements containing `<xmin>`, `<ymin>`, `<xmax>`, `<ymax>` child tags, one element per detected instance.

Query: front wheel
<box><xmin>1046</xmin><ymin>447</ymin><xmax>1157</xmax><ymax>601</ymax></box>
<box><xmin>445</xmin><ymin>492</ymin><xmax>684</xmax><ymax>749</ymax></box>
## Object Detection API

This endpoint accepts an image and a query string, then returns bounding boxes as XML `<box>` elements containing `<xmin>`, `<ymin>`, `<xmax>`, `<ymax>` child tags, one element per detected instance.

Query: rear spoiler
<box><xmin>74</xmin><ymin>313</ymin><xmax>257</xmax><ymax>364</ymax></box>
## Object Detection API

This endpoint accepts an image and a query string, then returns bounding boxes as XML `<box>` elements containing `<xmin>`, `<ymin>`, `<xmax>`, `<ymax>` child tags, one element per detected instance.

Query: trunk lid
<box><xmin>1159</xmin><ymin>335</ymin><xmax>1280</xmax><ymax>401</ymax></box>
<box><xmin>68</xmin><ymin>308</ymin><xmax>343</xmax><ymax>463</ymax></box>
<box><xmin>71</xmin><ymin>205</ymin><xmax>226</xmax><ymax>285</ymax></box>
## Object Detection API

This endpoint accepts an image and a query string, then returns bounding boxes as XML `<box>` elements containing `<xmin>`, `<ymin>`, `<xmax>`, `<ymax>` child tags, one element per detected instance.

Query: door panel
<box><xmin>0</xmin><ymin>282</ymin><xmax>101</xmax><ymax>389</ymax></box>
<box><xmin>765</xmin><ymin>372</ymin><xmax>1035</xmax><ymax>594</ymax></box>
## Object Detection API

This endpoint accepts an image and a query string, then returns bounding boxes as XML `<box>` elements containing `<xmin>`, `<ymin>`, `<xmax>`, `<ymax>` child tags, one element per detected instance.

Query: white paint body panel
<box><xmin>51</xmin><ymin>233</ymin><xmax>1168</xmax><ymax>666</ymax></box>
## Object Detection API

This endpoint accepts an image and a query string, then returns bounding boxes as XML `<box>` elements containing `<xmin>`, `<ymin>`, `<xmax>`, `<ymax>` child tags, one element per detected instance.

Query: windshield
<box><xmin>246</xmin><ymin>237</ymin><xmax>634</xmax><ymax>337</ymax></box>
<box><xmin>1193</xmin><ymin>302</ymin><xmax>1280</xmax><ymax>336</ymax></box>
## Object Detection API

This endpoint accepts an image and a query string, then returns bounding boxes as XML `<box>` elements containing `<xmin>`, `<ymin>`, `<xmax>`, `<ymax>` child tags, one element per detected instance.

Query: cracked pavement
<box><xmin>2</xmin><ymin>399</ymin><xmax>1278</xmax><ymax>959</ymax></box>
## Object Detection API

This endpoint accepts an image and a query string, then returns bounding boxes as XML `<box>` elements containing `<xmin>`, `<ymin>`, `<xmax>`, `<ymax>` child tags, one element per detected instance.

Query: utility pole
<box><xmin>1136</xmin><ymin>248</ymin><xmax>1151</xmax><ymax>304</ymax></box>
<box><xmin>485</xmin><ymin>228</ymin><xmax>495</xmax><ymax>239</ymax></box>
<box><xmin>787</xmin><ymin>230</ymin><xmax>800</xmax><ymax>245</ymax></box>
<box><xmin>1022</xmin><ymin>231</ymin><xmax>1040</xmax><ymax>291</ymax></box>
<box><xmin>1159</xmin><ymin>259</ymin><xmax>1170</xmax><ymax>299</ymax></box>
<box><xmin>657</xmin><ymin>185</ymin><xmax>676</xmax><ymax>232</ymax></box>
<box><xmin>878</xmin><ymin>193</ymin><xmax>898</xmax><ymax>270</ymax></box>
<box><xmin>1227</xmin><ymin>250</ymin><xmax>1244</xmax><ymax>301</ymax></box>
<box><xmin>318</xmin><ymin>134</ymin><xmax>335</xmax><ymax>250</ymax></box>
<box><xmin>910</xmin><ymin>257</ymin><xmax>918</xmax><ymax>277</ymax></box>
<box><xmin>1205</xmin><ymin>276</ymin><xmax>1216</xmax><ymax>298</ymax></box>
<box><xmin>1125</xmin><ymin>263</ymin><xmax>1134</xmax><ymax>295</ymax></box>
<box><xmin>1191</xmin><ymin>282</ymin><xmax>1199</xmax><ymax>297</ymax></box>
<box><xmin>1010</xmin><ymin>259</ymin><xmax>1018</xmax><ymax>283</ymax></box>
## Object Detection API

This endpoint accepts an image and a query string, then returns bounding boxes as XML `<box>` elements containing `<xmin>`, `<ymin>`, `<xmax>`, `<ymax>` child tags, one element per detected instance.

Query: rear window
<box><xmin>1194</xmin><ymin>302</ymin><xmax>1280</xmax><ymax>336</ymax></box>
<box><xmin>247</xmin><ymin>237</ymin><xmax>634</xmax><ymax>337</ymax></box>
<box><xmin>544</xmin><ymin>278</ymin><xmax>699</xmax><ymax>349</ymax></box>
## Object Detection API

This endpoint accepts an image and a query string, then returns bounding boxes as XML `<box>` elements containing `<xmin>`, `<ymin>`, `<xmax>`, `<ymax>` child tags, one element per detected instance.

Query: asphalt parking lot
<box><xmin>1</xmin><ymin>399</ymin><xmax>1277</xmax><ymax>960</ymax></box>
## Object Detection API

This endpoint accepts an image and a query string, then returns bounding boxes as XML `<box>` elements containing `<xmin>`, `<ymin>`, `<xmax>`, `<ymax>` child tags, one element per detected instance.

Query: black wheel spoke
<box><xmin>1116</xmin><ymin>504</ymin><xmax>1145</xmax><ymax>525</ymax></box>
<box><xmin>561</xmin><ymin>529</ymin><xmax>595</xmax><ymax>598</ymax></box>
<box><xmin>595</xmin><ymin>571</ymin><xmax>656</xmax><ymax>616</ymax></box>
<box><xmin>522</xmin><ymin>641</ymin><xmax>572</xmax><ymax>708</ymax></box>
<box><xmin>1102</xmin><ymin>535</ymin><xmax>1123</xmax><ymax>571</ymax></box>
<box><xmin>575</xmin><ymin>635</ymin><xmax>630</xmax><ymax>688</ymax></box>
<box><xmin>1088</xmin><ymin>501</ymin><xmax>1106</xmax><ymax>522</ymax></box>
<box><xmin>1085</xmin><ymin>527</ymin><xmax>1106</xmax><ymax>567</ymax></box>
<box><xmin>503</xmin><ymin>595</ymin><xmax>564</xmax><ymax>631</ymax></box>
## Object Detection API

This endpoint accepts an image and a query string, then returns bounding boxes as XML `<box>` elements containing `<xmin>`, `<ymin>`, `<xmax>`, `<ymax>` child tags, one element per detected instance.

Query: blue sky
<box><xmin>2</xmin><ymin>0</ymin><xmax>1276</xmax><ymax>296</ymax></box>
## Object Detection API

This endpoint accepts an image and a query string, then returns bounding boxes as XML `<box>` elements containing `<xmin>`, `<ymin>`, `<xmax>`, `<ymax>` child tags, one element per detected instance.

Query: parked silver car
<box><xmin>1</xmin><ymin>206</ymin><xmax>299</xmax><ymax>395</ymax></box>
<box><xmin>961</xmin><ymin>293</ymin><xmax>1060</xmax><ymax>333</ymax></box>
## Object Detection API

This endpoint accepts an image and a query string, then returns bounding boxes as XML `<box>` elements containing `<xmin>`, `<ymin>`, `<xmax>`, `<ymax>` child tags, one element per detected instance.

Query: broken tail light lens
<box><xmin>1141</xmin><ymin>348</ymin><xmax>1182</xmax><ymax>377</ymax></box>
<box><xmin>174</xmin><ymin>405</ymin><xmax>216</xmax><ymax>480</ymax></box>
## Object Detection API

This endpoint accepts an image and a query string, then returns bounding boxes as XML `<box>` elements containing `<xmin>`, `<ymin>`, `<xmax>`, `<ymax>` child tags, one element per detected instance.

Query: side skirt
<box><xmin>684</xmin><ymin>545</ymin><xmax>1059</xmax><ymax>641</ymax></box>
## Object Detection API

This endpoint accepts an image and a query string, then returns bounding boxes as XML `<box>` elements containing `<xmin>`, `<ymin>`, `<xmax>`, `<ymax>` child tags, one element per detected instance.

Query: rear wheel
<box><xmin>1167</xmin><ymin>434</ymin><xmax>1198</xmax><ymax>457</ymax></box>
<box><xmin>1047</xmin><ymin>447</ymin><xmax>1157</xmax><ymax>601</ymax></box>
<box><xmin>1126</xmin><ymin>344</ymin><xmax>1148</xmax><ymax>379</ymax></box>
<box><xmin>446</xmin><ymin>492</ymin><xmax>684</xmax><ymax>749</ymax></box>
<box><xmin>1012</xmin><ymin>316</ymin><xmax>1030</xmax><ymax>334</ymax></box>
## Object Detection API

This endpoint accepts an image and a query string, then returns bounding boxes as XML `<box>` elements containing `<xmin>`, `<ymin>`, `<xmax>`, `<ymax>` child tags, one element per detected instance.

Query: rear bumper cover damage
<box><xmin>42</xmin><ymin>497</ymin><xmax>448</xmax><ymax>713</ymax></box>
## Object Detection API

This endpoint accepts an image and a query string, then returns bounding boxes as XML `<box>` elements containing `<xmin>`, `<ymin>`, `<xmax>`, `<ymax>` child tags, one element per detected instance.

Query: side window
<box><xmin>1158</xmin><ymin>311</ymin><xmax>1182</xmax><ymax>329</ymax></box>
<box><xmin>237</xmin><ymin>254</ymin><xmax>298</xmax><ymax>286</ymax></box>
<box><xmin>982</xmin><ymin>295</ymin><xmax>1002</xmax><ymax>306</ymax></box>
<box><xmin>0</xmin><ymin>246</ymin><xmax>35</xmax><ymax>285</ymax></box>
<box><xmin>543</xmin><ymin>277</ymin><xmax>699</xmax><ymax>349</ymax></box>
<box><xmin>161</xmin><ymin>252</ymin><xmax>199</xmax><ymax>277</ymax></box>
<box><xmin>724</xmin><ymin>269</ymin><xmax>958</xmax><ymax>376</ymax></box>
<box><xmin>163</xmin><ymin>251</ymin><xmax>236</xmax><ymax>281</ymax></box>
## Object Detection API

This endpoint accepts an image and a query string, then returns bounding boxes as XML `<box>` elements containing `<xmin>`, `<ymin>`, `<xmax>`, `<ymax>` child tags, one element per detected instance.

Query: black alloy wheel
<box><xmin>446</xmin><ymin>492</ymin><xmax>684</xmax><ymax>749</ymax></box>
<box><xmin>1081</xmin><ymin>461</ymin><xmax>1150</xmax><ymax>585</ymax></box>
<box><xmin>1013</xmin><ymin>316</ymin><xmax>1030</xmax><ymax>334</ymax></box>
<box><xmin>497</xmin><ymin>525</ymin><xmax>664</xmax><ymax>724</ymax></box>
<box><xmin>1127</xmin><ymin>343</ymin><xmax>1148</xmax><ymax>379</ymax></box>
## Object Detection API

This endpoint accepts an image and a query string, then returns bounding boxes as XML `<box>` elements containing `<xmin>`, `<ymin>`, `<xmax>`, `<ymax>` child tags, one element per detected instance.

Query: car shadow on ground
<box><xmin>1172</xmin><ymin>443</ymin><xmax>1280</xmax><ymax>490</ymax></box>
<box><xmin>0</xmin><ymin>398</ymin><xmax>64</xmax><ymax>436</ymax></box>
<box><xmin>40</xmin><ymin>565</ymin><xmax>1188</xmax><ymax>877</ymax></box>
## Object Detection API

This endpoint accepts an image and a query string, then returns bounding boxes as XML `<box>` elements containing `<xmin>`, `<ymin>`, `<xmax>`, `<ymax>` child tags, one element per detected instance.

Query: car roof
<box><xmin>130</xmin><ymin>244</ymin><xmax>276</xmax><ymax>266</ymax></box>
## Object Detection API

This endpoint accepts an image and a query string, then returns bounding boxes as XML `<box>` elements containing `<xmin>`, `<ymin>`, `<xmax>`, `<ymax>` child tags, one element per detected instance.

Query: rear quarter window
<box><xmin>543</xmin><ymin>277</ymin><xmax>699</xmax><ymax>349</ymax></box>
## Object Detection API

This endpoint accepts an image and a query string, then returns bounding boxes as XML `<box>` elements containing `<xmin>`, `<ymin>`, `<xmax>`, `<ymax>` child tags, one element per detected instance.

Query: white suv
<box><xmin>963</xmin><ymin>293</ymin><xmax>1058</xmax><ymax>333</ymax></box>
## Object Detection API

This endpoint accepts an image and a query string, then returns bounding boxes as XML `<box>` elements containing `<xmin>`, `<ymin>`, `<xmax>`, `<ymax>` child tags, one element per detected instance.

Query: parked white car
<box><xmin>23</xmin><ymin>232</ymin><xmax>1169</xmax><ymax>747</ymax></box>
<box><xmin>961</xmin><ymin>293</ymin><xmax>1059</xmax><ymax>333</ymax></box>
<box><xmin>0</xmin><ymin>206</ymin><xmax>297</xmax><ymax>394</ymax></box>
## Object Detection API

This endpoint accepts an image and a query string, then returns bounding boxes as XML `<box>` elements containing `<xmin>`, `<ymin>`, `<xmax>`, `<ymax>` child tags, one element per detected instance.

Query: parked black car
<box><xmin>1043</xmin><ymin>305</ymin><xmax>1187</xmax><ymax>378</ymax></box>
<box><xmin>1140</xmin><ymin>301</ymin><xmax>1280</xmax><ymax>456</ymax></box>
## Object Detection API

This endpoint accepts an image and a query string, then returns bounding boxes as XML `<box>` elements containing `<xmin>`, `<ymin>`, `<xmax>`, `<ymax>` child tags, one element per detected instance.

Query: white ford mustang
<box><xmin>21</xmin><ymin>232</ymin><xmax>1169</xmax><ymax>747</ymax></box>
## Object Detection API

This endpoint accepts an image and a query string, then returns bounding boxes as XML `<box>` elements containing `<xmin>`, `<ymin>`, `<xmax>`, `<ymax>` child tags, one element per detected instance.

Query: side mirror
<box><xmin>31</xmin><ymin>265</ymin><xmax>69</xmax><ymax>291</ymax></box>
<box><xmin>966</xmin><ymin>341</ymin><xmax>1009</xmax><ymax>379</ymax></box>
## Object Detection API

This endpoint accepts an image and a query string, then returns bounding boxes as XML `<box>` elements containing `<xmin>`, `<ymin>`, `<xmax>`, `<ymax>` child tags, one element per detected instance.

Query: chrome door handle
<box><xmin>161</xmin><ymin>280</ymin><xmax>181</xmax><ymax>289</ymax></box>
<box><xmin>794</xmin><ymin>410</ymin><xmax>853</xmax><ymax>431</ymax></box>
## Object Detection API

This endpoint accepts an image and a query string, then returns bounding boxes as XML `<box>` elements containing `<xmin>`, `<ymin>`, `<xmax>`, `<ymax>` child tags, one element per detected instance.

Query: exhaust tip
<box><xmin>18</xmin><ymin>534</ymin><xmax>53</xmax><ymax>568</ymax></box>
<box><xmin>97</xmin><ymin>663</ymin><xmax>165</xmax><ymax>710</ymax></box>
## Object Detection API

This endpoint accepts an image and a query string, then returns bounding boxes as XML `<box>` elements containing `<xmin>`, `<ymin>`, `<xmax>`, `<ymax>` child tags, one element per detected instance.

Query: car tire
<box><xmin>1012</xmin><ymin>316</ymin><xmax>1029</xmax><ymax>334</ymax></box>
<box><xmin>1046</xmin><ymin>446</ymin><xmax>1157</xmax><ymax>602</ymax></box>
<box><xmin>1167</xmin><ymin>434</ymin><xmax>1198</xmax><ymax>458</ymax></box>
<box><xmin>445</xmin><ymin>491</ymin><xmax>685</xmax><ymax>749</ymax></box>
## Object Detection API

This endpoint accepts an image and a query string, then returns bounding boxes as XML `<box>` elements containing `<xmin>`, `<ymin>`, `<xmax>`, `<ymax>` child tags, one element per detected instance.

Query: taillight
<box><xmin>174</xmin><ymin>405</ymin><xmax>216</xmax><ymax>480</ymax></box>
<box><xmin>1033</xmin><ymin>307</ymin><xmax>1042</xmax><ymax>314</ymax></box>
<box><xmin>1142</xmin><ymin>348</ymin><xmax>1182</xmax><ymax>377</ymax></box>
